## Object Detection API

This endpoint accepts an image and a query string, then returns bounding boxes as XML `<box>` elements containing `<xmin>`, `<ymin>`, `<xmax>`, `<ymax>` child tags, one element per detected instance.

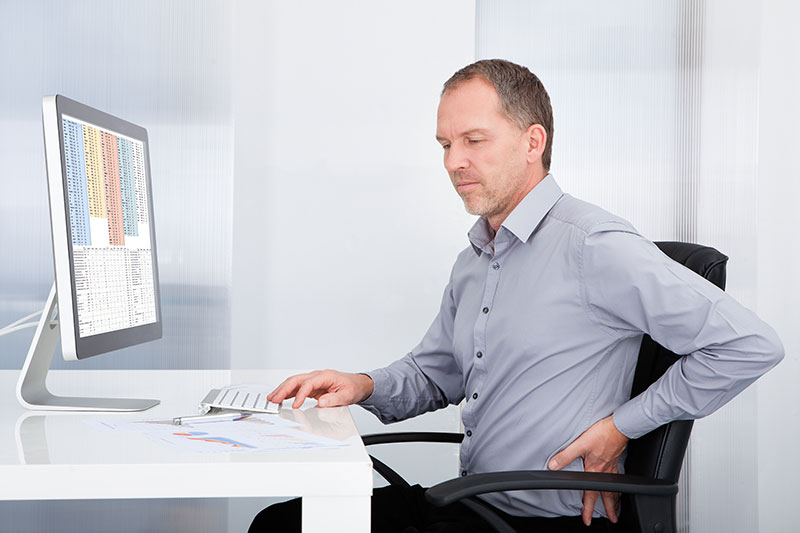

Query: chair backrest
<box><xmin>622</xmin><ymin>241</ymin><xmax>729</xmax><ymax>484</ymax></box>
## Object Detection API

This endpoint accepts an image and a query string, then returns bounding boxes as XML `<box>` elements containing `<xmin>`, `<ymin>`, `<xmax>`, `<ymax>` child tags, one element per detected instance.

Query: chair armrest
<box><xmin>361</xmin><ymin>432</ymin><xmax>464</xmax><ymax>489</ymax></box>
<box><xmin>362</xmin><ymin>431</ymin><xmax>464</xmax><ymax>446</ymax></box>
<box><xmin>425</xmin><ymin>470</ymin><xmax>678</xmax><ymax>507</ymax></box>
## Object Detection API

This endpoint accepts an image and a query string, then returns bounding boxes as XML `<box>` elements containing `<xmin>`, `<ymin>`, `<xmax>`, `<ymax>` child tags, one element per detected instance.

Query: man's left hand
<box><xmin>547</xmin><ymin>415</ymin><xmax>629</xmax><ymax>526</ymax></box>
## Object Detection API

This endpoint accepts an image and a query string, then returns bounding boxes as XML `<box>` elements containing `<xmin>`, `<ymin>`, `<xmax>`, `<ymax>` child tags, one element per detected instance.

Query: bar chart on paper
<box><xmin>89</xmin><ymin>415</ymin><xmax>349</xmax><ymax>453</ymax></box>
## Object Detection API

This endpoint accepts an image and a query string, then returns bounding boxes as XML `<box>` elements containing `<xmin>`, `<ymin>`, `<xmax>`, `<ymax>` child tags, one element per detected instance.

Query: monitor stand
<box><xmin>16</xmin><ymin>283</ymin><xmax>160</xmax><ymax>412</ymax></box>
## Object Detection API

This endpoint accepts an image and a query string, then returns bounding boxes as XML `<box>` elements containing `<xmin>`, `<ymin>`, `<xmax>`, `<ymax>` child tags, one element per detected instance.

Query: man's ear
<box><xmin>525</xmin><ymin>124</ymin><xmax>547</xmax><ymax>164</ymax></box>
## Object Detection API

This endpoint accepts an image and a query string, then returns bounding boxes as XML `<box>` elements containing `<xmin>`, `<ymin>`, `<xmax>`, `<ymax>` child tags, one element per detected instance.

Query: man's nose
<box><xmin>444</xmin><ymin>143</ymin><xmax>468</xmax><ymax>173</ymax></box>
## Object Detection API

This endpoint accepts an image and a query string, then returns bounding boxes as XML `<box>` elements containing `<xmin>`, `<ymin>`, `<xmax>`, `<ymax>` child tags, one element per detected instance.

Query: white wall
<box><xmin>756</xmin><ymin>1</ymin><xmax>800</xmax><ymax>531</ymax></box>
<box><xmin>231</xmin><ymin>1</ymin><xmax>476</xmax><ymax>374</ymax></box>
<box><xmin>688</xmin><ymin>0</ymin><xmax>764</xmax><ymax>527</ymax></box>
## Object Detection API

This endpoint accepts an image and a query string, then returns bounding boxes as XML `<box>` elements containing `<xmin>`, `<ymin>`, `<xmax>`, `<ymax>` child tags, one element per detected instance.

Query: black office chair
<box><xmin>362</xmin><ymin>241</ymin><xmax>728</xmax><ymax>533</ymax></box>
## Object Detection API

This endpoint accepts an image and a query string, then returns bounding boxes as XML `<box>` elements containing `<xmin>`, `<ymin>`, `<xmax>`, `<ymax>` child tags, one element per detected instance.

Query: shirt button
<box><xmin>482</xmin><ymin>307</ymin><xmax>489</xmax><ymax>314</ymax></box>
<box><xmin>476</xmin><ymin>351</ymin><xmax>483</xmax><ymax>358</ymax></box>
<box><xmin>492</xmin><ymin>262</ymin><xmax>500</xmax><ymax>270</ymax></box>
<box><xmin>466</xmin><ymin>430</ymin><xmax>472</xmax><ymax>437</ymax></box>
<box><xmin>461</xmin><ymin>470</ymin><xmax>468</xmax><ymax>477</ymax></box>
<box><xmin>472</xmin><ymin>393</ymin><xmax>478</xmax><ymax>400</ymax></box>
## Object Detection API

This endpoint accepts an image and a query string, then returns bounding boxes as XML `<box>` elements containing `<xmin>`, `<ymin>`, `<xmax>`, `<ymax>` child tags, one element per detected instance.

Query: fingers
<box><xmin>292</xmin><ymin>379</ymin><xmax>316</xmax><ymax>409</ymax></box>
<box><xmin>582</xmin><ymin>490</ymin><xmax>598</xmax><ymax>526</ymax></box>
<box><xmin>581</xmin><ymin>489</ymin><xmax>619</xmax><ymax>525</ymax></box>
<box><xmin>268</xmin><ymin>371</ymin><xmax>326</xmax><ymax>406</ymax></box>
<box><xmin>548</xmin><ymin>440</ymin><xmax>583</xmax><ymax>470</ymax></box>
<box><xmin>600</xmin><ymin>490</ymin><xmax>620</xmax><ymax>523</ymax></box>
<box><xmin>268</xmin><ymin>374</ymin><xmax>308</xmax><ymax>403</ymax></box>
<box><xmin>551</xmin><ymin>415</ymin><xmax>628</xmax><ymax>525</ymax></box>
<box><xmin>317</xmin><ymin>392</ymin><xmax>341</xmax><ymax>408</ymax></box>
<box><xmin>581</xmin><ymin>488</ymin><xmax>619</xmax><ymax>525</ymax></box>
<box><xmin>267</xmin><ymin>370</ymin><xmax>344</xmax><ymax>409</ymax></box>
<box><xmin>267</xmin><ymin>377</ymin><xmax>296</xmax><ymax>403</ymax></box>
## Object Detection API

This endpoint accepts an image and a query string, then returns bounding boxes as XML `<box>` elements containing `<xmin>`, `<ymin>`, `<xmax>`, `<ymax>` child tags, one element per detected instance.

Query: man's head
<box><xmin>436</xmin><ymin>59</ymin><xmax>553</xmax><ymax>229</ymax></box>
<box><xmin>443</xmin><ymin>60</ymin><xmax>554</xmax><ymax>170</ymax></box>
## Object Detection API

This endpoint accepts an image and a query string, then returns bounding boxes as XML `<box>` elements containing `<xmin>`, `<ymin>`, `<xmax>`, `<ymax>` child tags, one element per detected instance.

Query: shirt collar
<box><xmin>467</xmin><ymin>174</ymin><xmax>563</xmax><ymax>256</ymax></box>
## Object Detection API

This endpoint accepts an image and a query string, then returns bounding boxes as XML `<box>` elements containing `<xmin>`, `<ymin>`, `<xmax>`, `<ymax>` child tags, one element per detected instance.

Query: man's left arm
<box><xmin>551</xmin><ymin>226</ymin><xmax>784</xmax><ymax>525</ymax></box>
<box><xmin>581</xmin><ymin>228</ymin><xmax>783</xmax><ymax>438</ymax></box>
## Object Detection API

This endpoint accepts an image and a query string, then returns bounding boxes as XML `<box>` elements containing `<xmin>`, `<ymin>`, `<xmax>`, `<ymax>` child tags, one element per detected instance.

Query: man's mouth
<box><xmin>456</xmin><ymin>181</ymin><xmax>479</xmax><ymax>193</ymax></box>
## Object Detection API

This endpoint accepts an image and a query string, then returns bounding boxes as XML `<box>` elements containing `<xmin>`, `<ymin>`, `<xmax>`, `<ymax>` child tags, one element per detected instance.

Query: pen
<box><xmin>172</xmin><ymin>412</ymin><xmax>252</xmax><ymax>426</ymax></box>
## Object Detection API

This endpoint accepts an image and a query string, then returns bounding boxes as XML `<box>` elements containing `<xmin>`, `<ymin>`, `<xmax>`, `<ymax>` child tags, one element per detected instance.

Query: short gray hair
<box><xmin>442</xmin><ymin>59</ymin><xmax>554</xmax><ymax>170</ymax></box>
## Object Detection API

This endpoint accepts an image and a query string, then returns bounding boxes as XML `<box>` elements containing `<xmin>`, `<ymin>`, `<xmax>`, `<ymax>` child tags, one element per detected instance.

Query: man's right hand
<box><xmin>267</xmin><ymin>370</ymin><xmax>375</xmax><ymax>409</ymax></box>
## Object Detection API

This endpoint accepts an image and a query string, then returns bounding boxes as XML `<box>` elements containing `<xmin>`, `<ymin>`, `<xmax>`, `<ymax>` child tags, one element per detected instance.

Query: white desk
<box><xmin>0</xmin><ymin>369</ymin><xmax>372</xmax><ymax>533</ymax></box>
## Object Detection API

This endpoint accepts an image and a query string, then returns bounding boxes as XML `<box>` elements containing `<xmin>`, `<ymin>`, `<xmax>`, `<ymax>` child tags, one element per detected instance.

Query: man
<box><xmin>250</xmin><ymin>60</ymin><xmax>783</xmax><ymax>532</ymax></box>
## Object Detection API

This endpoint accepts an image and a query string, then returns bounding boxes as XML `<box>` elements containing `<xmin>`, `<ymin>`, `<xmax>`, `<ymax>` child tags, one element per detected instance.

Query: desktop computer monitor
<box><xmin>16</xmin><ymin>95</ymin><xmax>162</xmax><ymax>411</ymax></box>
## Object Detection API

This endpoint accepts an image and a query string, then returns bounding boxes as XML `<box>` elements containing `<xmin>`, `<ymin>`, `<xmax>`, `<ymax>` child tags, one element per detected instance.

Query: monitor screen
<box><xmin>44</xmin><ymin>95</ymin><xmax>162</xmax><ymax>360</ymax></box>
<box><xmin>61</xmin><ymin>114</ymin><xmax>157</xmax><ymax>337</ymax></box>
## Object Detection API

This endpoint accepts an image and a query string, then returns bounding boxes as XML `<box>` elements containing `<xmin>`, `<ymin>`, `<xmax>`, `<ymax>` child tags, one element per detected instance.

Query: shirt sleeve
<box><xmin>580</xmin><ymin>225</ymin><xmax>784</xmax><ymax>439</ymax></box>
<box><xmin>358</xmin><ymin>275</ymin><xmax>466</xmax><ymax>424</ymax></box>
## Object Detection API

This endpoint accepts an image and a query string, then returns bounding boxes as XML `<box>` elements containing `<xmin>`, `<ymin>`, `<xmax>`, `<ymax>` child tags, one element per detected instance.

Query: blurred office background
<box><xmin>0</xmin><ymin>0</ymin><xmax>796</xmax><ymax>532</ymax></box>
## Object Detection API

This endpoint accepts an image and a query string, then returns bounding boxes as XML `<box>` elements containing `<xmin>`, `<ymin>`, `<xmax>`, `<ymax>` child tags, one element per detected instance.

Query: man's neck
<box><xmin>486</xmin><ymin>169</ymin><xmax>548</xmax><ymax>231</ymax></box>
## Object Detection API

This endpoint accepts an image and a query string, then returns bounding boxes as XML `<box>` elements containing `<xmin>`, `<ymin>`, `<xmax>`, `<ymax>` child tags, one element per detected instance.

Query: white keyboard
<box><xmin>200</xmin><ymin>385</ymin><xmax>281</xmax><ymax>414</ymax></box>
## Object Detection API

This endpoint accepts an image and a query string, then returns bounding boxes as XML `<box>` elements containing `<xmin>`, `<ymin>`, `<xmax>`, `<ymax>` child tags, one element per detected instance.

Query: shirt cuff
<box><xmin>612</xmin><ymin>398</ymin><xmax>657</xmax><ymax>440</ymax></box>
<box><xmin>356</xmin><ymin>368</ymin><xmax>392</xmax><ymax>418</ymax></box>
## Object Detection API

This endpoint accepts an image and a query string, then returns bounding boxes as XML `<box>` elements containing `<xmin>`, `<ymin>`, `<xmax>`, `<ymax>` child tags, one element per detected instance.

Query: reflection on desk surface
<box><xmin>279</xmin><ymin>405</ymin><xmax>356</xmax><ymax>441</ymax></box>
<box><xmin>13</xmin><ymin>404</ymin><xmax>360</xmax><ymax>464</ymax></box>
<box><xmin>16</xmin><ymin>414</ymin><xmax>50</xmax><ymax>465</ymax></box>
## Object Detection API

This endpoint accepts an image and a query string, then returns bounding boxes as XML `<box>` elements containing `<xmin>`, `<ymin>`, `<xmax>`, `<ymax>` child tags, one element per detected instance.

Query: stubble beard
<box><xmin>456</xmin><ymin>168</ymin><xmax>526</xmax><ymax>220</ymax></box>
<box><xmin>454</xmin><ymin>169</ymin><xmax>499</xmax><ymax>218</ymax></box>
<box><xmin>461</xmin><ymin>187</ymin><xmax>500</xmax><ymax>218</ymax></box>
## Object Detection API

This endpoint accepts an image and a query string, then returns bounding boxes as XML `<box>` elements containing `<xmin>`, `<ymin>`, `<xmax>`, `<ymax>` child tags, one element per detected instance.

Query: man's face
<box><xmin>436</xmin><ymin>78</ymin><xmax>531</xmax><ymax>225</ymax></box>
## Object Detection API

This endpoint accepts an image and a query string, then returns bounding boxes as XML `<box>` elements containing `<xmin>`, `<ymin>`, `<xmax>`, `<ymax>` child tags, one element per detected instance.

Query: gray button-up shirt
<box><xmin>360</xmin><ymin>175</ymin><xmax>783</xmax><ymax>518</ymax></box>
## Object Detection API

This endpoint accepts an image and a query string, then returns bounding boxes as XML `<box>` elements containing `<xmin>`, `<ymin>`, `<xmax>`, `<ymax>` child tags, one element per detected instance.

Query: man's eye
<box><xmin>467</xmin><ymin>139</ymin><xmax>482</xmax><ymax>144</ymax></box>
<box><xmin>442</xmin><ymin>144</ymin><xmax>450</xmax><ymax>150</ymax></box>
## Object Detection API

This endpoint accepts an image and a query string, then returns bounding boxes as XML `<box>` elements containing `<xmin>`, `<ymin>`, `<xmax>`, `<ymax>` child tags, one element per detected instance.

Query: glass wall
<box><xmin>0</xmin><ymin>0</ymin><xmax>233</xmax><ymax>370</ymax></box>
